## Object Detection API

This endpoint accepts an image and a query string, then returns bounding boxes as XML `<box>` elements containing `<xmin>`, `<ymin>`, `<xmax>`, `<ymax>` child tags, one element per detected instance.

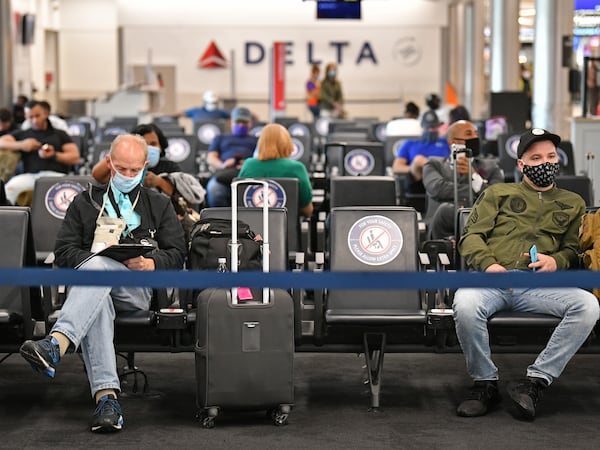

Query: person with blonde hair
<box><xmin>238</xmin><ymin>123</ymin><xmax>313</xmax><ymax>217</ymax></box>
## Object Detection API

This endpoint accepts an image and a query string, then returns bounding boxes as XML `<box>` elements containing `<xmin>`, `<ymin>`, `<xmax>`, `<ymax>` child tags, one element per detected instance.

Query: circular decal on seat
<box><xmin>45</xmin><ymin>181</ymin><xmax>86</xmax><ymax>219</ymax></box>
<box><xmin>288</xmin><ymin>123</ymin><xmax>310</xmax><ymax>137</ymax></box>
<box><xmin>505</xmin><ymin>135</ymin><xmax>520</xmax><ymax>159</ymax></box>
<box><xmin>375</xmin><ymin>123</ymin><xmax>387</xmax><ymax>142</ymax></box>
<box><xmin>243</xmin><ymin>181</ymin><xmax>286</xmax><ymax>208</ymax></box>
<box><xmin>344</xmin><ymin>148</ymin><xmax>375</xmax><ymax>176</ymax></box>
<box><xmin>557</xmin><ymin>147</ymin><xmax>568</xmax><ymax>167</ymax></box>
<box><xmin>348</xmin><ymin>215</ymin><xmax>403</xmax><ymax>266</ymax></box>
<box><xmin>165</xmin><ymin>138</ymin><xmax>191</xmax><ymax>163</ymax></box>
<box><xmin>196</xmin><ymin>123</ymin><xmax>221</xmax><ymax>145</ymax></box>
<box><xmin>290</xmin><ymin>137</ymin><xmax>304</xmax><ymax>161</ymax></box>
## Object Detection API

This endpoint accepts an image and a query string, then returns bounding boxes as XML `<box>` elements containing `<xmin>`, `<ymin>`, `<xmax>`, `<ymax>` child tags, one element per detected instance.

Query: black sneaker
<box><xmin>456</xmin><ymin>380</ymin><xmax>502</xmax><ymax>417</ymax></box>
<box><xmin>20</xmin><ymin>336</ymin><xmax>60</xmax><ymax>378</ymax></box>
<box><xmin>507</xmin><ymin>377</ymin><xmax>547</xmax><ymax>420</ymax></box>
<box><xmin>91</xmin><ymin>395</ymin><xmax>124</xmax><ymax>433</ymax></box>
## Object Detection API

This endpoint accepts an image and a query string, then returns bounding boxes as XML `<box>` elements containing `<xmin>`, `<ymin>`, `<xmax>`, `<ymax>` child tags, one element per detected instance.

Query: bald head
<box><xmin>446</xmin><ymin>120</ymin><xmax>478</xmax><ymax>145</ymax></box>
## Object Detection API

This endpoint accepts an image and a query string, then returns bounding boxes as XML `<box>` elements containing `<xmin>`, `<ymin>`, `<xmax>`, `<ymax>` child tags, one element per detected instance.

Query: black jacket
<box><xmin>54</xmin><ymin>183</ymin><xmax>186</xmax><ymax>270</ymax></box>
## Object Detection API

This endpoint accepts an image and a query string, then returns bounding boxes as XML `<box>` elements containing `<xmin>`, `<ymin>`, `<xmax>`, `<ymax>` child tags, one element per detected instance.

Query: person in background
<box><xmin>12</xmin><ymin>94</ymin><xmax>28</xmax><ymax>125</ymax></box>
<box><xmin>238</xmin><ymin>123</ymin><xmax>313</xmax><ymax>217</ymax></box>
<box><xmin>453</xmin><ymin>128</ymin><xmax>599</xmax><ymax>420</ymax></box>
<box><xmin>182</xmin><ymin>90</ymin><xmax>230</xmax><ymax>124</ymax></box>
<box><xmin>422</xmin><ymin>120</ymin><xmax>503</xmax><ymax>239</ymax></box>
<box><xmin>306</xmin><ymin>63</ymin><xmax>321</xmax><ymax>121</ymax></box>
<box><xmin>0</xmin><ymin>100</ymin><xmax>80</xmax><ymax>204</ymax></box>
<box><xmin>320</xmin><ymin>62</ymin><xmax>344</xmax><ymax>118</ymax></box>
<box><xmin>386</xmin><ymin>101</ymin><xmax>422</xmax><ymax>136</ymax></box>
<box><xmin>587</xmin><ymin>58</ymin><xmax>599</xmax><ymax>116</ymax></box>
<box><xmin>0</xmin><ymin>108</ymin><xmax>18</xmax><ymax>136</ymax></box>
<box><xmin>21</xmin><ymin>100</ymin><xmax>69</xmax><ymax>133</ymax></box>
<box><xmin>19</xmin><ymin>134</ymin><xmax>186</xmax><ymax>433</ymax></box>
<box><xmin>439</xmin><ymin>105</ymin><xmax>471</xmax><ymax>135</ymax></box>
<box><xmin>0</xmin><ymin>108</ymin><xmax>20</xmax><ymax>183</ymax></box>
<box><xmin>205</xmin><ymin>106</ymin><xmax>258</xmax><ymax>207</ymax></box>
<box><xmin>392</xmin><ymin>110</ymin><xmax>450</xmax><ymax>195</ymax></box>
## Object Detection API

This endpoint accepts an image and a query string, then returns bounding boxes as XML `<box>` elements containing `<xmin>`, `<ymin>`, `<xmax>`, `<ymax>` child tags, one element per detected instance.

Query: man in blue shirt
<box><xmin>182</xmin><ymin>90</ymin><xmax>230</xmax><ymax>123</ymax></box>
<box><xmin>205</xmin><ymin>106</ymin><xmax>258</xmax><ymax>206</ymax></box>
<box><xmin>392</xmin><ymin>110</ymin><xmax>450</xmax><ymax>196</ymax></box>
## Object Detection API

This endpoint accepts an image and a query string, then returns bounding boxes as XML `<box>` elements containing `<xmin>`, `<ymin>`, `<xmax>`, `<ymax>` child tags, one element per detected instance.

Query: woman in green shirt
<box><xmin>238</xmin><ymin>123</ymin><xmax>313</xmax><ymax>217</ymax></box>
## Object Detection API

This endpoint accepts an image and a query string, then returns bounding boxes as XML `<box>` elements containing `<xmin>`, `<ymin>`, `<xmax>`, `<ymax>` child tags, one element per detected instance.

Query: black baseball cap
<box><xmin>517</xmin><ymin>128</ymin><xmax>561</xmax><ymax>159</ymax></box>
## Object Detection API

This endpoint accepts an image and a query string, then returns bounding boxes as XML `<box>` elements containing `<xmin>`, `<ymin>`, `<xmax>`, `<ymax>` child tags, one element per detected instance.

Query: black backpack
<box><xmin>188</xmin><ymin>217</ymin><xmax>263</xmax><ymax>272</ymax></box>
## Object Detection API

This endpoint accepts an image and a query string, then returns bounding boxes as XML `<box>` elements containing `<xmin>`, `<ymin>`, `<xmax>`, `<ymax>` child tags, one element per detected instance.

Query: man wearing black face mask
<box><xmin>205</xmin><ymin>106</ymin><xmax>258</xmax><ymax>207</ymax></box>
<box><xmin>452</xmin><ymin>128</ymin><xmax>599</xmax><ymax>421</ymax></box>
<box><xmin>422</xmin><ymin>120</ymin><xmax>504</xmax><ymax>239</ymax></box>
<box><xmin>393</xmin><ymin>110</ymin><xmax>450</xmax><ymax>198</ymax></box>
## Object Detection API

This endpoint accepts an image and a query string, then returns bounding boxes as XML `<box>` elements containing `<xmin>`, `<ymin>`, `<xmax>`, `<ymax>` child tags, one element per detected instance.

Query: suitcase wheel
<box><xmin>198</xmin><ymin>407</ymin><xmax>219</xmax><ymax>429</ymax></box>
<box><xmin>268</xmin><ymin>405</ymin><xmax>291</xmax><ymax>426</ymax></box>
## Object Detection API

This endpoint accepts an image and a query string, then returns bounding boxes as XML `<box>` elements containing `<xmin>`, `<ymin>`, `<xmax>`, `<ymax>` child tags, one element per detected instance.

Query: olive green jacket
<box><xmin>458</xmin><ymin>181</ymin><xmax>586</xmax><ymax>271</ymax></box>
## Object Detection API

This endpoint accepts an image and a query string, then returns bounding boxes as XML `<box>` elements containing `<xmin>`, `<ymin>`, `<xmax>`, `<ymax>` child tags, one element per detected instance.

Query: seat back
<box><xmin>329</xmin><ymin>176</ymin><xmax>396</xmax><ymax>208</ymax></box>
<box><xmin>0</xmin><ymin>207</ymin><xmax>37</xmax><ymax>343</ymax></box>
<box><xmin>88</xmin><ymin>142</ymin><xmax>112</xmax><ymax>168</ymax></box>
<box><xmin>326</xmin><ymin>142</ymin><xmax>385</xmax><ymax>177</ymax></box>
<box><xmin>496</xmin><ymin>133</ymin><xmax>521</xmax><ymax>182</ymax></box>
<box><xmin>165</xmin><ymin>134</ymin><xmax>200</xmax><ymax>176</ymax></box>
<box><xmin>288</xmin><ymin>130</ymin><xmax>313</xmax><ymax>172</ymax></box>
<box><xmin>193</xmin><ymin>120</ymin><xmax>225</xmax><ymax>151</ymax></box>
<box><xmin>199</xmin><ymin>207</ymin><xmax>288</xmax><ymax>272</ymax></box>
<box><xmin>235</xmin><ymin>178</ymin><xmax>300</xmax><ymax>255</ymax></box>
<box><xmin>557</xmin><ymin>140</ymin><xmax>576</xmax><ymax>176</ymax></box>
<box><xmin>556</xmin><ymin>175</ymin><xmax>594</xmax><ymax>206</ymax></box>
<box><xmin>30</xmin><ymin>176</ymin><xmax>93</xmax><ymax>263</ymax></box>
<box><xmin>326</xmin><ymin>207</ymin><xmax>424</xmax><ymax>321</ymax></box>
<box><xmin>384</xmin><ymin>135</ymin><xmax>410</xmax><ymax>168</ymax></box>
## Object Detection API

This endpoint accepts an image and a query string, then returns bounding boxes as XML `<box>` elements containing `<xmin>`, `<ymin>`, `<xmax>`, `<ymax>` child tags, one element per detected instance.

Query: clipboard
<box><xmin>95</xmin><ymin>244</ymin><xmax>155</xmax><ymax>262</ymax></box>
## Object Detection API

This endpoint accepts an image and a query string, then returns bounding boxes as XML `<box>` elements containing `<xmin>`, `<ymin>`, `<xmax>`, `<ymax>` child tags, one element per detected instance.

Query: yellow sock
<box><xmin>94</xmin><ymin>389</ymin><xmax>117</xmax><ymax>404</ymax></box>
<box><xmin>49</xmin><ymin>332</ymin><xmax>70</xmax><ymax>357</ymax></box>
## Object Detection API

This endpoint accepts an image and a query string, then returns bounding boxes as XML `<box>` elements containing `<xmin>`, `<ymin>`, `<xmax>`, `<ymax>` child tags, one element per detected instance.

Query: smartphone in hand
<box><xmin>530</xmin><ymin>244</ymin><xmax>538</xmax><ymax>272</ymax></box>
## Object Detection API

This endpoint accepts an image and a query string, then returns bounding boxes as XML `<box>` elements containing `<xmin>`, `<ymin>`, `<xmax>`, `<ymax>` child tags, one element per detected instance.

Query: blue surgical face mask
<box><xmin>233</xmin><ymin>123</ymin><xmax>249</xmax><ymax>136</ymax></box>
<box><xmin>328</xmin><ymin>70</ymin><xmax>336</xmax><ymax>78</ymax></box>
<box><xmin>147</xmin><ymin>145</ymin><xmax>161</xmax><ymax>168</ymax></box>
<box><xmin>110</xmin><ymin>157</ymin><xmax>144</xmax><ymax>194</ymax></box>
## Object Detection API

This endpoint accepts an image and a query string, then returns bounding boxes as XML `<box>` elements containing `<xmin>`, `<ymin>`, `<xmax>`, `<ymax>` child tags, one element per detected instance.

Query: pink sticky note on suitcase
<box><xmin>237</xmin><ymin>287</ymin><xmax>254</xmax><ymax>301</ymax></box>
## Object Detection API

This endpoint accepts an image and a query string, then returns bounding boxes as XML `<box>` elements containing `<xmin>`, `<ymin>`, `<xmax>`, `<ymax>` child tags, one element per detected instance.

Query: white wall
<box><xmin>119</xmin><ymin>0</ymin><xmax>448</xmax><ymax>120</ymax></box>
<box><xmin>10</xmin><ymin>0</ymin><xmax>450</xmax><ymax>120</ymax></box>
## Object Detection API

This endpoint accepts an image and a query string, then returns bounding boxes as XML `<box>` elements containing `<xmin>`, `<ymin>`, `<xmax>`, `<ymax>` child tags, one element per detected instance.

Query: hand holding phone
<box><xmin>529</xmin><ymin>244</ymin><xmax>538</xmax><ymax>272</ymax></box>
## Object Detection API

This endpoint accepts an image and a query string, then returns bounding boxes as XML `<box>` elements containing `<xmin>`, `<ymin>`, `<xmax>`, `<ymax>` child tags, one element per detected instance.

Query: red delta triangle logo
<box><xmin>198</xmin><ymin>41</ymin><xmax>227</xmax><ymax>69</ymax></box>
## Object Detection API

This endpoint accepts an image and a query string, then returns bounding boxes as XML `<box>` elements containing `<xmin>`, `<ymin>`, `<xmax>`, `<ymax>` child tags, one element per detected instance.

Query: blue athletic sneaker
<box><xmin>19</xmin><ymin>336</ymin><xmax>60</xmax><ymax>378</ymax></box>
<box><xmin>91</xmin><ymin>395</ymin><xmax>124</xmax><ymax>433</ymax></box>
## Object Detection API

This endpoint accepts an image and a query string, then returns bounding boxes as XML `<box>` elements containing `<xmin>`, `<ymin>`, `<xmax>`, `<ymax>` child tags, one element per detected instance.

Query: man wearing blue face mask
<box><xmin>205</xmin><ymin>106</ymin><xmax>258</xmax><ymax>207</ymax></box>
<box><xmin>20</xmin><ymin>134</ymin><xmax>187</xmax><ymax>433</ymax></box>
<box><xmin>422</xmin><ymin>120</ymin><xmax>504</xmax><ymax>240</ymax></box>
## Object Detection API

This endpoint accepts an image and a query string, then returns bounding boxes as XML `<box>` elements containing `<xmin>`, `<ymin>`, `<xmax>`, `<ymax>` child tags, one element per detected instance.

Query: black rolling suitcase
<box><xmin>195</xmin><ymin>179</ymin><xmax>294</xmax><ymax>428</ymax></box>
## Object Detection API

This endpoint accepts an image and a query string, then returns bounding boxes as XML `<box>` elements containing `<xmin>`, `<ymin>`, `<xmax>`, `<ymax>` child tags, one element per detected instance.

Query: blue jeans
<box><xmin>51</xmin><ymin>256</ymin><xmax>152</xmax><ymax>398</ymax></box>
<box><xmin>206</xmin><ymin>176</ymin><xmax>230</xmax><ymax>207</ymax></box>
<box><xmin>453</xmin><ymin>285</ymin><xmax>599</xmax><ymax>385</ymax></box>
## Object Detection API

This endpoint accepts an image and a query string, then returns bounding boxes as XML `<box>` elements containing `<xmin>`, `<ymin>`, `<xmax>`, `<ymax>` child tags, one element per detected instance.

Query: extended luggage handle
<box><xmin>230</xmin><ymin>178</ymin><xmax>270</xmax><ymax>304</ymax></box>
<box><xmin>451</xmin><ymin>143</ymin><xmax>474</xmax><ymax>238</ymax></box>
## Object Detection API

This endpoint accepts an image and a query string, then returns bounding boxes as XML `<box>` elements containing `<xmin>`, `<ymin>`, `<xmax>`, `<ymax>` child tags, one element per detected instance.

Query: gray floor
<box><xmin>1</xmin><ymin>350</ymin><xmax>600</xmax><ymax>449</ymax></box>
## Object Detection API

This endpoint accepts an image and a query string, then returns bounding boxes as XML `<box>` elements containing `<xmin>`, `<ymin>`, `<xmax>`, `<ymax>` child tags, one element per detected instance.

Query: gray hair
<box><xmin>109</xmin><ymin>133</ymin><xmax>148</xmax><ymax>159</ymax></box>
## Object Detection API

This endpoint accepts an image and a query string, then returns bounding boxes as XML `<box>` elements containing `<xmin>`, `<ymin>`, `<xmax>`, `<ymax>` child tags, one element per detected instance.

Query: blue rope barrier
<box><xmin>1</xmin><ymin>268</ymin><xmax>600</xmax><ymax>290</ymax></box>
